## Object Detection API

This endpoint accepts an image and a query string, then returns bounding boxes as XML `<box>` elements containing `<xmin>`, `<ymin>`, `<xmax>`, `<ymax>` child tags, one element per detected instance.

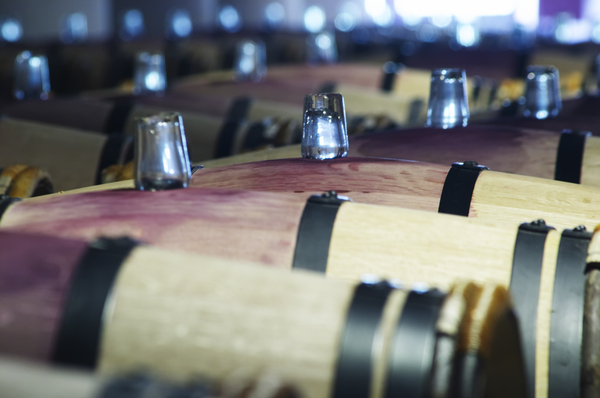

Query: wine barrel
<box><xmin>192</xmin><ymin>125</ymin><xmax>600</xmax><ymax>187</ymax></box>
<box><xmin>0</xmin><ymin>356</ymin><xmax>299</xmax><ymax>398</ymax></box>
<box><xmin>97</xmin><ymin>157</ymin><xmax>600</xmax><ymax>230</ymax></box>
<box><xmin>0</xmin><ymin>230</ymin><xmax>525</xmax><ymax>398</ymax></box>
<box><xmin>0</xmin><ymin>164</ymin><xmax>53</xmax><ymax>198</ymax></box>
<box><xmin>2</xmin><ymin>97</ymin><xmax>300</xmax><ymax>160</ymax></box>
<box><xmin>494</xmin><ymin>96</ymin><xmax>600</xmax><ymax>136</ymax></box>
<box><xmin>0</xmin><ymin>118</ymin><xmax>131</xmax><ymax>191</ymax></box>
<box><xmin>0</xmin><ymin>186</ymin><xmax>594</xmax><ymax>397</ymax></box>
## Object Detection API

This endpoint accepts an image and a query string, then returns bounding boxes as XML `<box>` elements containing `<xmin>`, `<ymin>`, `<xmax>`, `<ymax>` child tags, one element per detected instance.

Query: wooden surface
<box><xmin>582</xmin><ymin>137</ymin><xmax>600</xmax><ymax>188</ymax></box>
<box><xmin>0</xmin><ymin>118</ymin><xmax>106</xmax><ymax>191</ymax></box>
<box><xmin>0</xmin><ymin>231</ymin><xmax>88</xmax><ymax>361</ymax></box>
<box><xmin>471</xmin><ymin>171</ymin><xmax>600</xmax><ymax>230</ymax></box>
<box><xmin>99</xmin><ymin>245</ymin><xmax>357</xmax><ymax>398</ymax></box>
<box><xmin>191</xmin><ymin>158</ymin><xmax>448</xmax><ymax>212</ymax></box>
<box><xmin>2</xmin><ymin>98</ymin><xmax>114</xmax><ymax>133</ymax></box>
<box><xmin>350</xmin><ymin>125</ymin><xmax>560</xmax><ymax>180</ymax></box>
<box><xmin>9</xmin><ymin>167</ymin><xmax>53</xmax><ymax>198</ymax></box>
<box><xmin>195</xmin><ymin>125</ymin><xmax>566</xmax><ymax>182</ymax></box>
<box><xmin>0</xmin><ymin>357</ymin><xmax>99</xmax><ymax>398</ymax></box>
<box><xmin>326</xmin><ymin>204</ymin><xmax>560</xmax><ymax>398</ymax></box>
<box><xmin>1</xmin><ymin>188</ymin><xmax>307</xmax><ymax>267</ymax></box>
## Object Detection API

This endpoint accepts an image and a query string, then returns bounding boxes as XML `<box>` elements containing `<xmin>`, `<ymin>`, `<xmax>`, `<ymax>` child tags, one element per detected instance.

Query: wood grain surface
<box><xmin>191</xmin><ymin>158</ymin><xmax>448</xmax><ymax>211</ymax></box>
<box><xmin>349</xmin><ymin>125</ymin><xmax>560</xmax><ymax>180</ymax></box>
<box><xmin>0</xmin><ymin>118</ymin><xmax>106</xmax><ymax>191</ymax></box>
<box><xmin>0</xmin><ymin>231</ymin><xmax>88</xmax><ymax>361</ymax></box>
<box><xmin>1</xmin><ymin>188</ymin><xmax>307</xmax><ymax>267</ymax></box>
<box><xmin>99</xmin><ymin>246</ymin><xmax>357</xmax><ymax>398</ymax></box>
<box><xmin>471</xmin><ymin>171</ymin><xmax>600</xmax><ymax>230</ymax></box>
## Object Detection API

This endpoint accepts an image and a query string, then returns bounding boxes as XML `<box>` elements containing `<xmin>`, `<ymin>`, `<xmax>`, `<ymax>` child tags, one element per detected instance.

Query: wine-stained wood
<box><xmin>349</xmin><ymin>126</ymin><xmax>560</xmax><ymax>180</ymax></box>
<box><xmin>191</xmin><ymin>158</ymin><xmax>448</xmax><ymax>211</ymax></box>
<box><xmin>0</xmin><ymin>231</ymin><xmax>88</xmax><ymax>361</ymax></box>
<box><xmin>1</xmin><ymin>189</ymin><xmax>307</xmax><ymax>267</ymax></box>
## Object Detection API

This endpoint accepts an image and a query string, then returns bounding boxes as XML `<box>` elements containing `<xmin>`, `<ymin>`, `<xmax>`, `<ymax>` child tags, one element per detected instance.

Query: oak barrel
<box><xmin>0</xmin><ymin>230</ymin><xmax>525</xmax><ymax>398</ymax></box>
<box><xmin>195</xmin><ymin>124</ymin><xmax>600</xmax><ymax>187</ymax></box>
<box><xmin>98</xmin><ymin>157</ymin><xmax>600</xmax><ymax>230</ymax></box>
<box><xmin>0</xmin><ymin>186</ymin><xmax>596</xmax><ymax>397</ymax></box>
<box><xmin>0</xmin><ymin>118</ymin><xmax>131</xmax><ymax>191</ymax></box>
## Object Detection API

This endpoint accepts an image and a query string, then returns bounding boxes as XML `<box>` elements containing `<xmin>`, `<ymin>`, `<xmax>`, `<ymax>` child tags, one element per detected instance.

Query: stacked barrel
<box><xmin>4</xmin><ymin>30</ymin><xmax>600</xmax><ymax>398</ymax></box>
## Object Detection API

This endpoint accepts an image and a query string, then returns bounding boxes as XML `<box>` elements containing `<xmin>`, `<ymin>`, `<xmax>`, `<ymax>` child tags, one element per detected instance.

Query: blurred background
<box><xmin>1</xmin><ymin>0</ymin><xmax>599</xmax><ymax>96</ymax></box>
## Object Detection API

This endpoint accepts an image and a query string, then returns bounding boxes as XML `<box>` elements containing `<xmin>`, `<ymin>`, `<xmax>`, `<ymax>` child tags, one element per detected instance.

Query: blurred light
<box><xmin>335</xmin><ymin>13</ymin><xmax>356</xmax><ymax>31</ymax></box>
<box><xmin>432</xmin><ymin>15</ymin><xmax>452</xmax><ymax>28</ymax></box>
<box><xmin>219</xmin><ymin>5</ymin><xmax>241</xmax><ymax>32</ymax></box>
<box><xmin>145</xmin><ymin>71</ymin><xmax>161</xmax><ymax>90</ymax></box>
<box><xmin>365</xmin><ymin>0</ymin><xmax>394</xmax><ymax>27</ymax></box>
<box><xmin>308</xmin><ymin>31</ymin><xmax>338</xmax><ymax>63</ymax></box>
<box><xmin>393</xmin><ymin>0</ymin><xmax>539</xmax><ymax>29</ymax></box>
<box><xmin>265</xmin><ymin>2</ymin><xmax>285</xmax><ymax>26</ymax></box>
<box><xmin>1</xmin><ymin>18</ymin><xmax>22</xmax><ymax>42</ymax></box>
<box><xmin>316</xmin><ymin>32</ymin><xmax>332</xmax><ymax>49</ymax></box>
<box><xmin>592</xmin><ymin>22</ymin><xmax>600</xmax><ymax>43</ymax></box>
<box><xmin>121</xmin><ymin>9</ymin><xmax>144</xmax><ymax>40</ymax></box>
<box><xmin>554</xmin><ymin>18</ymin><xmax>591</xmax><ymax>44</ymax></box>
<box><xmin>456</xmin><ymin>23</ymin><xmax>480</xmax><ymax>46</ymax></box>
<box><xmin>170</xmin><ymin>9</ymin><xmax>192</xmax><ymax>38</ymax></box>
<box><xmin>365</xmin><ymin>0</ymin><xmax>387</xmax><ymax>18</ymax></box>
<box><xmin>402</xmin><ymin>15</ymin><xmax>423</xmax><ymax>29</ymax></box>
<box><xmin>417</xmin><ymin>24</ymin><xmax>440</xmax><ymax>42</ymax></box>
<box><xmin>373</xmin><ymin>5</ymin><xmax>394</xmax><ymax>27</ymax></box>
<box><xmin>61</xmin><ymin>13</ymin><xmax>88</xmax><ymax>43</ymax></box>
<box><xmin>304</xmin><ymin>6</ymin><xmax>326</xmax><ymax>33</ymax></box>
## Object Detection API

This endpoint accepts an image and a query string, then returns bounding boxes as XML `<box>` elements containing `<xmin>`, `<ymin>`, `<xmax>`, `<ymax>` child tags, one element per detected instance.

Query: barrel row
<box><xmin>0</xmin><ymin>229</ymin><xmax>525</xmax><ymax>398</ymax></box>
<box><xmin>1</xmin><ymin>185</ymin><xmax>600</xmax><ymax>396</ymax></box>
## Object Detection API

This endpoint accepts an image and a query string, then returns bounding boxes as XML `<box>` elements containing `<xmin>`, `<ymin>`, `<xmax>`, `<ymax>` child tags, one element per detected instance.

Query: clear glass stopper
<box><xmin>306</xmin><ymin>31</ymin><xmax>338</xmax><ymax>64</ymax></box>
<box><xmin>301</xmin><ymin>93</ymin><xmax>348</xmax><ymax>160</ymax></box>
<box><xmin>134</xmin><ymin>112</ymin><xmax>191</xmax><ymax>191</ymax></box>
<box><xmin>234</xmin><ymin>40</ymin><xmax>267</xmax><ymax>82</ymax></box>
<box><xmin>521</xmin><ymin>65</ymin><xmax>562</xmax><ymax>119</ymax></box>
<box><xmin>133</xmin><ymin>52</ymin><xmax>167</xmax><ymax>95</ymax></box>
<box><xmin>13</xmin><ymin>51</ymin><xmax>51</xmax><ymax>100</ymax></box>
<box><xmin>426</xmin><ymin>68</ymin><xmax>469</xmax><ymax>129</ymax></box>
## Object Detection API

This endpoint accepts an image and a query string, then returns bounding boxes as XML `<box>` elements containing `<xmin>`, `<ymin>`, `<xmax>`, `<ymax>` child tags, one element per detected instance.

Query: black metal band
<box><xmin>214</xmin><ymin>97</ymin><xmax>252</xmax><ymax>158</ymax></box>
<box><xmin>385</xmin><ymin>289</ymin><xmax>445</xmax><ymax>398</ymax></box>
<box><xmin>548</xmin><ymin>226</ymin><xmax>592</xmax><ymax>398</ymax></box>
<box><xmin>95</xmin><ymin>134</ymin><xmax>134</xmax><ymax>185</ymax></box>
<box><xmin>509</xmin><ymin>220</ymin><xmax>554</xmax><ymax>398</ymax></box>
<box><xmin>0</xmin><ymin>194</ymin><xmax>20</xmax><ymax>223</ymax></box>
<box><xmin>241</xmin><ymin>121</ymin><xmax>269</xmax><ymax>152</ymax></box>
<box><xmin>333</xmin><ymin>281</ymin><xmax>394</xmax><ymax>398</ymax></box>
<box><xmin>318</xmin><ymin>82</ymin><xmax>337</xmax><ymax>94</ymax></box>
<box><xmin>438</xmin><ymin>161</ymin><xmax>489</xmax><ymax>217</ymax></box>
<box><xmin>407</xmin><ymin>99</ymin><xmax>425</xmax><ymax>125</ymax></box>
<box><xmin>52</xmin><ymin>237</ymin><xmax>139</xmax><ymax>369</ymax></box>
<box><xmin>554</xmin><ymin>129</ymin><xmax>591</xmax><ymax>184</ymax></box>
<box><xmin>381</xmin><ymin>62</ymin><xmax>402</xmax><ymax>92</ymax></box>
<box><xmin>292</xmin><ymin>191</ymin><xmax>350</xmax><ymax>272</ymax></box>
<box><xmin>103</xmin><ymin>100</ymin><xmax>135</xmax><ymax>134</ymax></box>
